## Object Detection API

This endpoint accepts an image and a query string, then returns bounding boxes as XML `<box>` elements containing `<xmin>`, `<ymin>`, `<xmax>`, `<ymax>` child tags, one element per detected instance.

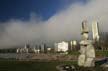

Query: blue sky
<box><xmin>0</xmin><ymin>0</ymin><xmax>108</xmax><ymax>48</ymax></box>
<box><xmin>0</xmin><ymin>0</ymin><xmax>88</xmax><ymax>22</ymax></box>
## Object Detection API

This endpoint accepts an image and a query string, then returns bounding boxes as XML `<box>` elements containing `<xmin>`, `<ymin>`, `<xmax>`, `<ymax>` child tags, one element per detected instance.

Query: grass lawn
<box><xmin>0</xmin><ymin>58</ymin><xmax>76</xmax><ymax>71</ymax></box>
<box><xmin>0</xmin><ymin>58</ymin><xmax>108</xmax><ymax>71</ymax></box>
<box><xmin>96</xmin><ymin>50</ymin><xmax>108</xmax><ymax>57</ymax></box>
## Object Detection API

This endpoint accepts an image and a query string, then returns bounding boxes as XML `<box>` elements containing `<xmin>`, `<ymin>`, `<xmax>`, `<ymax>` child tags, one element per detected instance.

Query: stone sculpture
<box><xmin>78</xmin><ymin>21</ymin><xmax>95</xmax><ymax>67</ymax></box>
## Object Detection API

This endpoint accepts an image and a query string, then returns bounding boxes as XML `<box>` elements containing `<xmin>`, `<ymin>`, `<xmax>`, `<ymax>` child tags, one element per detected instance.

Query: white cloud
<box><xmin>0</xmin><ymin>0</ymin><xmax>108</xmax><ymax>48</ymax></box>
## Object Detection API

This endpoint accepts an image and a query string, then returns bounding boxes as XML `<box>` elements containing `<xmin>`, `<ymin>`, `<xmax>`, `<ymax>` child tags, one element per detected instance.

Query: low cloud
<box><xmin>0</xmin><ymin>0</ymin><xmax>108</xmax><ymax>48</ymax></box>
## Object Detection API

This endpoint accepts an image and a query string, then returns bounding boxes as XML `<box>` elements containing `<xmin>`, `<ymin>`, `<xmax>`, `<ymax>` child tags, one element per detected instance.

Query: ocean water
<box><xmin>0</xmin><ymin>53</ymin><xmax>32</xmax><ymax>59</ymax></box>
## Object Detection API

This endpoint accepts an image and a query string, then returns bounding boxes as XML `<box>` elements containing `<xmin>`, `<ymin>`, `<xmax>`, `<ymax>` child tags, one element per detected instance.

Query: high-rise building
<box><xmin>54</xmin><ymin>41</ymin><xmax>68</xmax><ymax>52</ymax></box>
<box><xmin>92</xmin><ymin>21</ymin><xmax>99</xmax><ymax>41</ymax></box>
<box><xmin>70</xmin><ymin>40</ymin><xmax>77</xmax><ymax>51</ymax></box>
<box><xmin>40</xmin><ymin>43</ymin><xmax>47</xmax><ymax>53</ymax></box>
<box><xmin>54</xmin><ymin>43</ymin><xmax>58</xmax><ymax>52</ymax></box>
<box><xmin>40</xmin><ymin>44</ymin><xmax>44</xmax><ymax>53</ymax></box>
<box><xmin>70</xmin><ymin>41</ymin><xmax>73</xmax><ymax>50</ymax></box>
